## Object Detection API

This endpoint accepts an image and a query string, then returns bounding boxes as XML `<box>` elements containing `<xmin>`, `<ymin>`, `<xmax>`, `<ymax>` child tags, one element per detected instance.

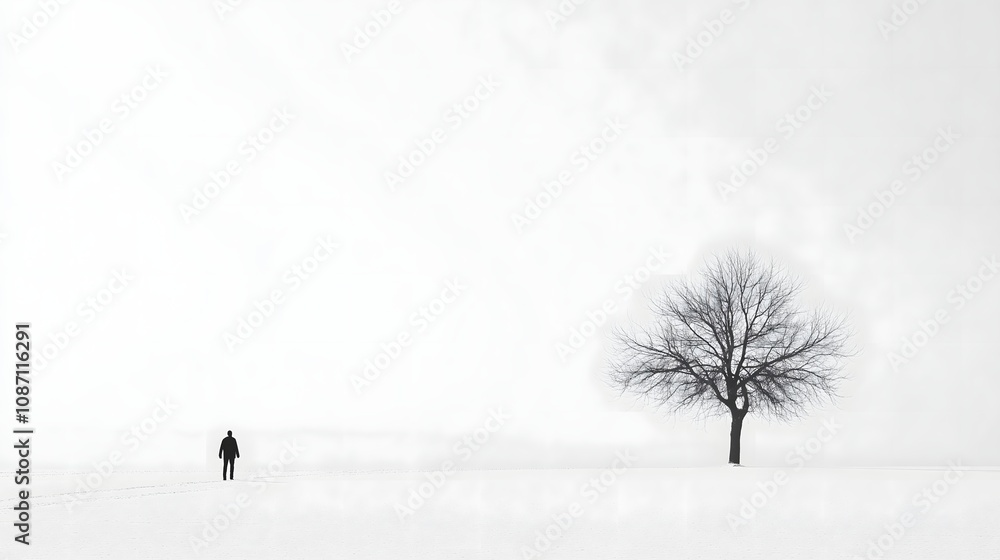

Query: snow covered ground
<box><xmin>5</xmin><ymin>466</ymin><xmax>998</xmax><ymax>559</ymax></box>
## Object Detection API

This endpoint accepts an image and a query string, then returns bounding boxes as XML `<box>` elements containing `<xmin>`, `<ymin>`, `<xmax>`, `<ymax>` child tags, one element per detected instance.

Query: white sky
<box><xmin>2</xmin><ymin>0</ymin><xmax>998</xmax><ymax>470</ymax></box>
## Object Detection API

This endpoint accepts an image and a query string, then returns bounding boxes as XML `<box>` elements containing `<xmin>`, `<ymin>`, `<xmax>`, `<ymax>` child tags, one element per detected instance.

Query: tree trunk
<box><xmin>728</xmin><ymin>411</ymin><xmax>746</xmax><ymax>464</ymax></box>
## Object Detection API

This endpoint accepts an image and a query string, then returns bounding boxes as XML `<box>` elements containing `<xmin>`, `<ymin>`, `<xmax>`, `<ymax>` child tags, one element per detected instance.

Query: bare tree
<box><xmin>610</xmin><ymin>249</ymin><xmax>851</xmax><ymax>465</ymax></box>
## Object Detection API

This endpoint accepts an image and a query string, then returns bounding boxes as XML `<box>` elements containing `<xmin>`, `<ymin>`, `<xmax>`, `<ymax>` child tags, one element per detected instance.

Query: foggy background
<box><xmin>2</xmin><ymin>0</ymin><xmax>998</xmax><ymax>474</ymax></box>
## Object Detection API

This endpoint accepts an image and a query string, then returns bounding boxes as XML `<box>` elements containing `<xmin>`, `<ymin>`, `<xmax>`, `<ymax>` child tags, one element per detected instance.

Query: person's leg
<box><xmin>229</xmin><ymin>459</ymin><xmax>235</xmax><ymax>480</ymax></box>
<box><xmin>223</xmin><ymin>458</ymin><xmax>228</xmax><ymax>480</ymax></box>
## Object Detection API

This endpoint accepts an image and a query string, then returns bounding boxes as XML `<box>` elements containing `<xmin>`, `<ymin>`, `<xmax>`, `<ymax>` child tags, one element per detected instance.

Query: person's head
<box><xmin>227</xmin><ymin>430</ymin><xmax>232</xmax><ymax>436</ymax></box>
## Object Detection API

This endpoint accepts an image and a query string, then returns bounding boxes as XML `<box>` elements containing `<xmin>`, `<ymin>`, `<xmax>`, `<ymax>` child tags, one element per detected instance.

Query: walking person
<box><xmin>219</xmin><ymin>430</ymin><xmax>240</xmax><ymax>480</ymax></box>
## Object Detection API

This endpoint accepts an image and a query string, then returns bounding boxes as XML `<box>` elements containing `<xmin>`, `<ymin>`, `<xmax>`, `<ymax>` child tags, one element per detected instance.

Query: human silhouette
<box><xmin>219</xmin><ymin>430</ymin><xmax>240</xmax><ymax>481</ymax></box>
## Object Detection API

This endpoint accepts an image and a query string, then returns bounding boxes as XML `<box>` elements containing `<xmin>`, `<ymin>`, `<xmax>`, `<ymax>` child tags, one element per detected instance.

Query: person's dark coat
<box><xmin>219</xmin><ymin>436</ymin><xmax>240</xmax><ymax>459</ymax></box>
